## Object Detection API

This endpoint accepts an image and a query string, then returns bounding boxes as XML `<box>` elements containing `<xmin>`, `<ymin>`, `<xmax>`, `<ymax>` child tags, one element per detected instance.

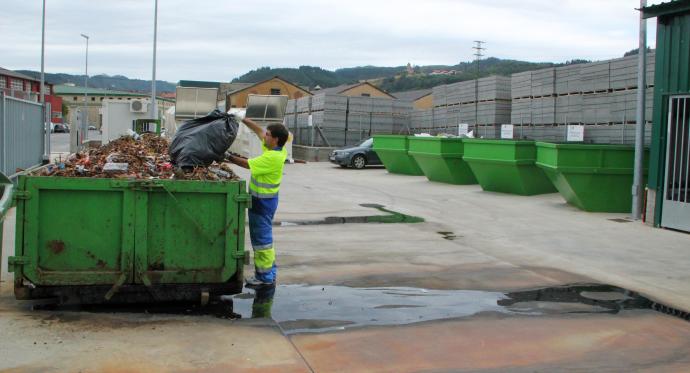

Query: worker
<box><xmin>227</xmin><ymin>111</ymin><xmax>288</xmax><ymax>288</ymax></box>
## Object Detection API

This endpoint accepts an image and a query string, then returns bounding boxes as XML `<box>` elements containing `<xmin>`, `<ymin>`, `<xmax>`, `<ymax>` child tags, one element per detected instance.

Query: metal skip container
<box><xmin>8</xmin><ymin>175</ymin><xmax>250</xmax><ymax>304</ymax></box>
<box><xmin>408</xmin><ymin>137</ymin><xmax>477</xmax><ymax>184</ymax></box>
<box><xmin>372</xmin><ymin>135</ymin><xmax>424</xmax><ymax>176</ymax></box>
<box><xmin>536</xmin><ymin>142</ymin><xmax>649</xmax><ymax>212</ymax></box>
<box><xmin>463</xmin><ymin>139</ymin><xmax>556</xmax><ymax>195</ymax></box>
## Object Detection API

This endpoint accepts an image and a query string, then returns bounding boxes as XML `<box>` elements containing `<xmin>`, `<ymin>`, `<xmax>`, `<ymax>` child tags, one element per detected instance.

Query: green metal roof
<box><xmin>178</xmin><ymin>80</ymin><xmax>221</xmax><ymax>88</ymax></box>
<box><xmin>643</xmin><ymin>0</ymin><xmax>690</xmax><ymax>19</ymax></box>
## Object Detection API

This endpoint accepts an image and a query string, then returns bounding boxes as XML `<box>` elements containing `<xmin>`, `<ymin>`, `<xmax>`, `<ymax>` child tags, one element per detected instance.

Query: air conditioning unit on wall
<box><xmin>130</xmin><ymin>100</ymin><xmax>148</xmax><ymax>113</ymax></box>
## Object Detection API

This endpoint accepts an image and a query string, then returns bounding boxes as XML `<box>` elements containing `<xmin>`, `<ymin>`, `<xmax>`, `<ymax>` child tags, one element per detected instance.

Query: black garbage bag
<box><xmin>169</xmin><ymin>110</ymin><xmax>239</xmax><ymax>168</ymax></box>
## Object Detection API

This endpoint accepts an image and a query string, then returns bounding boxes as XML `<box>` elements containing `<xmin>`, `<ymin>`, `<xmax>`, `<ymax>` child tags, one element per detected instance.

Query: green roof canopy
<box><xmin>643</xmin><ymin>0</ymin><xmax>690</xmax><ymax>19</ymax></box>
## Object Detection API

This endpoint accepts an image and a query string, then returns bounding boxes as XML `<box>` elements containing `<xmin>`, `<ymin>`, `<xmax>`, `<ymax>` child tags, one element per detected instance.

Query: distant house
<box><xmin>391</xmin><ymin>88</ymin><xmax>433</xmax><ymax>109</ymax></box>
<box><xmin>0</xmin><ymin>67</ymin><xmax>62</xmax><ymax>122</ymax></box>
<box><xmin>311</xmin><ymin>82</ymin><xmax>395</xmax><ymax>98</ymax></box>
<box><xmin>429</xmin><ymin>70</ymin><xmax>457</xmax><ymax>76</ymax></box>
<box><xmin>224</xmin><ymin>76</ymin><xmax>311</xmax><ymax>110</ymax></box>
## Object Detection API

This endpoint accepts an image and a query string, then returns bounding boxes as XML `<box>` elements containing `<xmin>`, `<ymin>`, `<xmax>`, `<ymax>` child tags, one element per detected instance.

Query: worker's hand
<box><xmin>228</xmin><ymin>108</ymin><xmax>246</xmax><ymax>123</ymax></box>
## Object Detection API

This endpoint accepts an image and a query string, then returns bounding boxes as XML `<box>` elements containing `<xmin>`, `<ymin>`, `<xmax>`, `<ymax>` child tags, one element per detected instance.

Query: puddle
<box><xmin>31</xmin><ymin>283</ymin><xmax>688</xmax><ymax>335</ymax></box>
<box><xmin>224</xmin><ymin>283</ymin><xmax>680</xmax><ymax>334</ymax></box>
<box><xmin>275</xmin><ymin>204</ymin><xmax>424</xmax><ymax>226</ymax></box>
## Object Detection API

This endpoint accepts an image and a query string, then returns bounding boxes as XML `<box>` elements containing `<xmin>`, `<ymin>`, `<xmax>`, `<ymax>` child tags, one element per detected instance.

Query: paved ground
<box><xmin>1</xmin><ymin>162</ymin><xmax>690</xmax><ymax>372</ymax></box>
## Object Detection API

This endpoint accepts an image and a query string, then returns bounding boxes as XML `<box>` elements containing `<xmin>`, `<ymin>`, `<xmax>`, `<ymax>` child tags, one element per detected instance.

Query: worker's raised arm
<box><xmin>242</xmin><ymin>118</ymin><xmax>266</xmax><ymax>142</ymax></box>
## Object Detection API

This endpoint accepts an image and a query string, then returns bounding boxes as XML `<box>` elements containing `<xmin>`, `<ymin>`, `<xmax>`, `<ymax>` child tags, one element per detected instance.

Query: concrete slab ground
<box><xmin>1</xmin><ymin>162</ymin><xmax>689</xmax><ymax>372</ymax></box>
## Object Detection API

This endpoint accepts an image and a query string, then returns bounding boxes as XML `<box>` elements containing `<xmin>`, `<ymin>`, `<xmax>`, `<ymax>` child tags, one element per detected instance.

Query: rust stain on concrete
<box><xmin>290</xmin><ymin>312</ymin><xmax>690</xmax><ymax>372</ymax></box>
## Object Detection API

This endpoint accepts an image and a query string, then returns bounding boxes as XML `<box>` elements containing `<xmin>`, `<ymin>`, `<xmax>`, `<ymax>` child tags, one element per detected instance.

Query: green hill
<box><xmin>16</xmin><ymin>71</ymin><xmax>176</xmax><ymax>94</ymax></box>
<box><xmin>232</xmin><ymin>57</ymin><xmax>591</xmax><ymax>93</ymax></box>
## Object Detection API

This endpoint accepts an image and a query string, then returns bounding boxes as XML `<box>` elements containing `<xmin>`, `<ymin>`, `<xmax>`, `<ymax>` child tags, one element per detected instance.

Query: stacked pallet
<box><xmin>286</xmin><ymin>93</ymin><xmax>413</xmax><ymax>147</ymax></box>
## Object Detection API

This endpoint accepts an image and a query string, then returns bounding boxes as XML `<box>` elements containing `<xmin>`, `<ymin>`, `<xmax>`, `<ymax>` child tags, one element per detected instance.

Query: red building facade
<box><xmin>0</xmin><ymin>67</ymin><xmax>62</xmax><ymax>122</ymax></box>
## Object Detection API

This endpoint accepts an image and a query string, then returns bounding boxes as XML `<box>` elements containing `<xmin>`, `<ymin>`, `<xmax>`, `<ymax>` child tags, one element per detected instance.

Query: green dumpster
<box><xmin>0</xmin><ymin>172</ymin><xmax>13</xmax><ymax>283</ymax></box>
<box><xmin>408</xmin><ymin>137</ymin><xmax>477</xmax><ymax>184</ymax></box>
<box><xmin>536</xmin><ymin>142</ymin><xmax>648</xmax><ymax>212</ymax></box>
<box><xmin>463</xmin><ymin>139</ymin><xmax>556</xmax><ymax>195</ymax></box>
<box><xmin>8</xmin><ymin>175</ymin><xmax>250</xmax><ymax>304</ymax></box>
<box><xmin>372</xmin><ymin>135</ymin><xmax>424</xmax><ymax>176</ymax></box>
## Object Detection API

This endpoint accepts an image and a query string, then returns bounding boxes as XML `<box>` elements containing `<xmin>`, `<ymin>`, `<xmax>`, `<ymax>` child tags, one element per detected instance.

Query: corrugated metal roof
<box><xmin>390</xmin><ymin>88</ymin><xmax>432</xmax><ymax>101</ymax></box>
<box><xmin>54</xmin><ymin>85</ymin><xmax>148</xmax><ymax>96</ymax></box>
<box><xmin>311</xmin><ymin>82</ymin><xmax>394</xmax><ymax>98</ymax></box>
<box><xmin>643</xmin><ymin>0</ymin><xmax>690</xmax><ymax>19</ymax></box>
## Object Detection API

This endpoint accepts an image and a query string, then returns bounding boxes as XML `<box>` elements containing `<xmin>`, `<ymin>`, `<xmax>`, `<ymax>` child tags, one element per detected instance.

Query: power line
<box><xmin>472</xmin><ymin>40</ymin><xmax>486</xmax><ymax>62</ymax></box>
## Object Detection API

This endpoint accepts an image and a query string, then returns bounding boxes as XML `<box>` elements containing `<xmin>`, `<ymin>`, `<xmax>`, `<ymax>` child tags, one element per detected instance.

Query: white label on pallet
<box><xmin>458</xmin><ymin>123</ymin><xmax>469</xmax><ymax>136</ymax></box>
<box><xmin>567</xmin><ymin>125</ymin><xmax>584</xmax><ymax>142</ymax></box>
<box><xmin>307</xmin><ymin>114</ymin><xmax>313</xmax><ymax>127</ymax></box>
<box><xmin>500</xmin><ymin>124</ymin><xmax>514</xmax><ymax>139</ymax></box>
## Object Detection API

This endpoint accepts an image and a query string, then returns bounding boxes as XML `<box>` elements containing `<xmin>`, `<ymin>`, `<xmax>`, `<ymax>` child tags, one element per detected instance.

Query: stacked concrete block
<box><xmin>312</xmin><ymin>110</ymin><xmax>347</xmax><ymax>129</ymax></box>
<box><xmin>646</xmin><ymin>52</ymin><xmax>656</xmax><ymax>85</ymax></box>
<box><xmin>555</xmin><ymin>65</ymin><xmax>582</xmax><ymax>95</ymax></box>
<box><xmin>609</xmin><ymin>55</ymin><xmax>639</xmax><ymax>90</ymax></box>
<box><xmin>478</xmin><ymin>76</ymin><xmax>512</xmax><ymax>101</ymax></box>
<box><xmin>432</xmin><ymin>84</ymin><xmax>448</xmax><ymax>107</ymax></box>
<box><xmin>531</xmin><ymin>97</ymin><xmax>556</xmax><ymax>125</ymax></box>
<box><xmin>580</xmin><ymin>61</ymin><xmax>610</xmax><ymax>92</ymax></box>
<box><xmin>511</xmin><ymin>98</ymin><xmax>532</xmax><ymax>124</ymax></box>
<box><xmin>310</xmin><ymin>93</ymin><xmax>348</xmax><ymax>112</ymax></box>
<box><xmin>511</xmin><ymin>71</ymin><xmax>533</xmax><ymax>99</ymax></box>
<box><xmin>370</xmin><ymin>97</ymin><xmax>394</xmax><ymax>114</ymax></box>
<box><xmin>531</xmin><ymin>68</ymin><xmax>556</xmax><ymax>97</ymax></box>
<box><xmin>285</xmin><ymin>99</ymin><xmax>297</xmax><ymax>114</ymax></box>
<box><xmin>348</xmin><ymin>97</ymin><xmax>372</xmax><ymax>113</ymax></box>
<box><xmin>477</xmin><ymin>101</ymin><xmax>511</xmax><ymax>125</ymax></box>
<box><xmin>555</xmin><ymin>94</ymin><xmax>583</xmax><ymax>124</ymax></box>
<box><xmin>393</xmin><ymin>99</ymin><xmax>414</xmax><ymax>114</ymax></box>
<box><xmin>582</xmin><ymin>92</ymin><xmax>612</xmax><ymax>123</ymax></box>
<box><xmin>458</xmin><ymin>103</ymin><xmax>477</xmax><ymax>125</ymax></box>
<box><xmin>447</xmin><ymin>80</ymin><xmax>477</xmax><ymax>105</ymax></box>
<box><xmin>410</xmin><ymin>109</ymin><xmax>433</xmax><ymax>131</ymax></box>
<box><xmin>433</xmin><ymin>106</ymin><xmax>448</xmax><ymax>128</ymax></box>
<box><xmin>296</xmin><ymin>96</ymin><xmax>312</xmax><ymax>113</ymax></box>
<box><xmin>583</xmin><ymin>123</ymin><xmax>653</xmax><ymax>145</ymax></box>
<box><xmin>609</xmin><ymin>90</ymin><xmax>637</xmax><ymax>122</ymax></box>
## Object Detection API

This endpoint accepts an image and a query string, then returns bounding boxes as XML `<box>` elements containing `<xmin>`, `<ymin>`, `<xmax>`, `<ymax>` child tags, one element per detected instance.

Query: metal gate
<box><xmin>662</xmin><ymin>96</ymin><xmax>690</xmax><ymax>232</ymax></box>
<box><xmin>0</xmin><ymin>93</ymin><xmax>49</xmax><ymax>177</ymax></box>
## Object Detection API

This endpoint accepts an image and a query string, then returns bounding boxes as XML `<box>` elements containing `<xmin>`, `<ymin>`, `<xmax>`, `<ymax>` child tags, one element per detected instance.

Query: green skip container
<box><xmin>8</xmin><ymin>175</ymin><xmax>250</xmax><ymax>304</ymax></box>
<box><xmin>536</xmin><ymin>142</ymin><xmax>648</xmax><ymax>212</ymax></box>
<box><xmin>408</xmin><ymin>137</ymin><xmax>477</xmax><ymax>184</ymax></box>
<box><xmin>373</xmin><ymin>135</ymin><xmax>424</xmax><ymax>176</ymax></box>
<box><xmin>463</xmin><ymin>139</ymin><xmax>557</xmax><ymax>195</ymax></box>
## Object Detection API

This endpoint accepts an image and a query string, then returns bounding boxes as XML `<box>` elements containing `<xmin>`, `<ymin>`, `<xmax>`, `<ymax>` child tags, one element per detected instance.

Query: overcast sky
<box><xmin>1</xmin><ymin>0</ymin><xmax>662</xmax><ymax>83</ymax></box>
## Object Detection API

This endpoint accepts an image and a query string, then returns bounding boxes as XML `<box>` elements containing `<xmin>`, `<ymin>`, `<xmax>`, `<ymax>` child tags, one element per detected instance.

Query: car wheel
<box><xmin>352</xmin><ymin>154</ymin><xmax>366</xmax><ymax>169</ymax></box>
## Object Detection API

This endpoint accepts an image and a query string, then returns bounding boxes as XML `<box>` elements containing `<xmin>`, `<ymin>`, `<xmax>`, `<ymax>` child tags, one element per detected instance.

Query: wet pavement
<box><xmin>2</xmin><ymin>161</ymin><xmax>690</xmax><ymax>372</ymax></box>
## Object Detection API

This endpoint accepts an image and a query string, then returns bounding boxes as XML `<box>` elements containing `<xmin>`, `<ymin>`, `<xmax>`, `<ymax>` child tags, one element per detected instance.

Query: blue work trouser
<box><xmin>248</xmin><ymin>196</ymin><xmax>278</xmax><ymax>283</ymax></box>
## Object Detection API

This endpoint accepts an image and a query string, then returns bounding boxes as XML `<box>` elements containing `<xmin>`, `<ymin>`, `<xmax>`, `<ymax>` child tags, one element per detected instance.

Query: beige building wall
<box><xmin>414</xmin><ymin>94</ymin><xmax>433</xmax><ymax>109</ymax></box>
<box><xmin>341</xmin><ymin>84</ymin><xmax>393</xmax><ymax>98</ymax></box>
<box><xmin>227</xmin><ymin>78</ymin><xmax>311</xmax><ymax>108</ymax></box>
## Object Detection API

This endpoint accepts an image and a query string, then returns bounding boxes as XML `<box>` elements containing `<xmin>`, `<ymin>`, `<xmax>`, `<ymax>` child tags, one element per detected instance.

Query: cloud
<box><xmin>0</xmin><ymin>0</ymin><xmax>659</xmax><ymax>82</ymax></box>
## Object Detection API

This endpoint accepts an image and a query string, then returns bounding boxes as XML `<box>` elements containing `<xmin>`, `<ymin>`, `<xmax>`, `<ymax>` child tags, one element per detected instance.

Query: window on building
<box><xmin>270</xmin><ymin>88</ymin><xmax>281</xmax><ymax>95</ymax></box>
<box><xmin>10</xmin><ymin>79</ymin><xmax>23</xmax><ymax>91</ymax></box>
<box><xmin>0</xmin><ymin>78</ymin><xmax>5</xmax><ymax>89</ymax></box>
<box><xmin>361</xmin><ymin>93</ymin><xmax>371</xmax><ymax>97</ymax></box>
<box><xmin>100</xmin><ymin>97</ymin><xmax>104</xmax><ymax>101</ymax></box>
<box><xmin>118</xmin><ymin>97</ymin><xmax>122</xmax><ymax>100</ymax></box>
<box><xmin>91</xmin><ymin>97</ymin><xmax>95</xmax><ymax>101</ymax></box>
<box><xmin>73</xmin><ymin>96</ymin><xmax>78</xmax><ymax>101</ymax></box>
<box><xmin>127</xmin><ymin>98</ymin><xmax>131</xmax><ymax>100</ymax></box>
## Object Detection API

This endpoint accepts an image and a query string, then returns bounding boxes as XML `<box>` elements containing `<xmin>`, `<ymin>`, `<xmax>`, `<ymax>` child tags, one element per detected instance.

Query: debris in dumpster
<box><xmin>41</xmin><ymin>133</ymin><xmax>240</xmax><ymax>181</ymax></box>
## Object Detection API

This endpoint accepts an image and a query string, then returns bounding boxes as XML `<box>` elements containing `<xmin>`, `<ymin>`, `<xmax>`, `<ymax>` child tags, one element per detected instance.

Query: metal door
<box><xmin>662</xmin><ymin>96</ymin><xmax>690</xmax><ymax>232</ymax></box>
